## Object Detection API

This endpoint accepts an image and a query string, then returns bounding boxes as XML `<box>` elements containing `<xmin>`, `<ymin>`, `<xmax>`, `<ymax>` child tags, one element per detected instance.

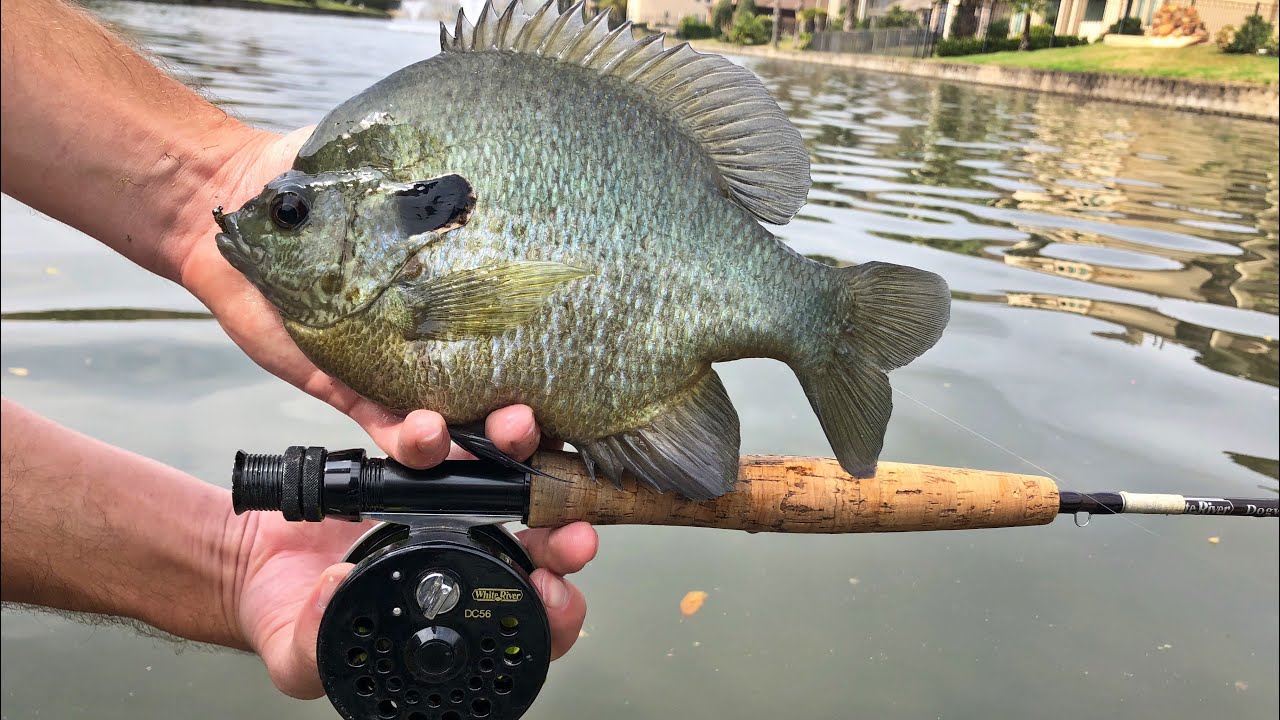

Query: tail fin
<box><xmin>796</xmin><ymin>261</ymin><xmax>950</xmax><ymax>479</ymax></box>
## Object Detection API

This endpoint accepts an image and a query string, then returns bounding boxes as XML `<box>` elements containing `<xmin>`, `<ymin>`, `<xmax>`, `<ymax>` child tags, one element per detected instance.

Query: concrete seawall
<box><xmin>696</xmin><ymin>43</ymin><xmax>1279</xmax><ymax>123</ymax></box>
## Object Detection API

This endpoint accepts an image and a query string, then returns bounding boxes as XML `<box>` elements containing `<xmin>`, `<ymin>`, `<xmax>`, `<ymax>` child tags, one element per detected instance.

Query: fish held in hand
<box><xmin>212</xmin><ymin>0</ymin><xmax>951</xmax><ymax>501</ymax></box>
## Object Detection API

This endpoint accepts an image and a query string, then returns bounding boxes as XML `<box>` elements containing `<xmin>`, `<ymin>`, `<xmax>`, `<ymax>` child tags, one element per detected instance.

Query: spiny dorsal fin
<box><xmin>440</xmin><ymin>0</ymin><xmax>810</xmax><ymax>226</ymax></box>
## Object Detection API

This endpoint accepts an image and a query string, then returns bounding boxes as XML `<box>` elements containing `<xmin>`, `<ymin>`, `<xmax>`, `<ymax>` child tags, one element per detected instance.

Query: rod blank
<box><xmin>1060</xmin><ymin>491</ymin><xmax>1278</xmax><ymax>518</ymax></box>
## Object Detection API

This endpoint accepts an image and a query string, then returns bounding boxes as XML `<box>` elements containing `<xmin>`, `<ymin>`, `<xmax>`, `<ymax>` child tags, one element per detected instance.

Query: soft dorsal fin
<box><xmin>440</xmin><ymin>0</ymin><xmax>811</xmax><ymax>226</ymax></box>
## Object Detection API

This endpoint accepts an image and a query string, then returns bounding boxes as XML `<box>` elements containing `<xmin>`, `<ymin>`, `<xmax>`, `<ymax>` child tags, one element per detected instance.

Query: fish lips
<box><xmin>212</xmin><ymin>207</ymin><xmax>264</xmax><ymax>270</ymax></box>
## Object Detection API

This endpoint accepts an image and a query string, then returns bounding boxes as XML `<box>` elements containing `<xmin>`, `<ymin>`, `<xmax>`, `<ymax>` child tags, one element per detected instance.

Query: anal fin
<box><xmin>575</xmin><ymin>371</ymin><xmax>740</xmax><ymax>501</ymax></box>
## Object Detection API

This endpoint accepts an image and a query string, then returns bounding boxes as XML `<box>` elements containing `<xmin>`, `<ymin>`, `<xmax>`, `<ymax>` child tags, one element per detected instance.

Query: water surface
<box><xmin>2</xmin><ymin>3</ymin><xmax>1277</xmax><ymax>719</ymax></box>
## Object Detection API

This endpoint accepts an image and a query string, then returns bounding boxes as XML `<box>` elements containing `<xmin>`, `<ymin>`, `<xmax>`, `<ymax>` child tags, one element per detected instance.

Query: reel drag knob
<box><xmin>317</xmin><ymin>523</ymin><xmax>550</xmax><ymax>720</ymax></box>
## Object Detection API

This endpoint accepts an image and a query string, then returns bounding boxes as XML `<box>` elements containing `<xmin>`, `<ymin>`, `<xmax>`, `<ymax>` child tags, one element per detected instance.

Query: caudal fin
<box><xmin>796</xmin><ymin>261</ymin><xmax>950</xmax><ymax>479</ymax></box>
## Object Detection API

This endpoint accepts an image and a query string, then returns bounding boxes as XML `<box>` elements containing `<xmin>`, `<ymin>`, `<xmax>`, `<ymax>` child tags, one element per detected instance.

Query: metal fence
<box><xmin>810</xmin><ymin>27</ymin><xmax>940</xmax><ymax>57</ymax></box>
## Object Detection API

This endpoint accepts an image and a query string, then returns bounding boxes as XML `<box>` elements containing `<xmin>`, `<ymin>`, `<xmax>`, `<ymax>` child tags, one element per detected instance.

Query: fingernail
<box><xmin>317</xmin><ymin>572</ymin><xmax>342</xmax><ymax>610</ymax></box>
<box><xmin>539</xmin><ymin>575</ymin><xmax>569</xmax><ymax>610</ymax></box>
<box><xmin>415</xmin><ymin>425</ymin><xmax>442</xmax><ymax>455</ymax></box>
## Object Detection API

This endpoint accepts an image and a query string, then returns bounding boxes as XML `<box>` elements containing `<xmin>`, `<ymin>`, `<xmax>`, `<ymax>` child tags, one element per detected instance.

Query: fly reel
<box><xmin>231</xmin><ymin>446</ymin><xmax>550</xmax><ymax>720</ymax></box>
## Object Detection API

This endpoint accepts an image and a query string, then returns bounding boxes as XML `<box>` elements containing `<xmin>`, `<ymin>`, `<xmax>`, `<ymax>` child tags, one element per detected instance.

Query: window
<box><xmin>1083</xmin><ymin>0</ymin><xmax>1106</xmax><ymax>21</ymax></box>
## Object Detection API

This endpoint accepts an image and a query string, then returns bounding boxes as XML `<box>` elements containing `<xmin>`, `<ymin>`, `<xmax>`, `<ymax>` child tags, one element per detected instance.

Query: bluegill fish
<box><xmin>213</xmin><ymin>0</ymin><xmax>951</xmax><ymax>500</ymax></box>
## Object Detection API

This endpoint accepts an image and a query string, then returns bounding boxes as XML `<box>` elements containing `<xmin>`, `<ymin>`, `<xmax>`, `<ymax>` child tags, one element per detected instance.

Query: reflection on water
<box><xmin>765</xmin><ymin>62</ymin><xmax>1279</xmax><ymax>323</ymax></box>
<box><xmin>2</xmin><ymin>3</ymin><xmax>1277</xmax><ymax>720</ymax></box>
<box><xmin>1227</xmin><ymin>451</ymin><xmax>1280</xmax><ymax>482</ymax></box>
<box><xmin>958</xmin><ymin>291</ymin><xmax>1278</xmax><ymax>387</ymax></box>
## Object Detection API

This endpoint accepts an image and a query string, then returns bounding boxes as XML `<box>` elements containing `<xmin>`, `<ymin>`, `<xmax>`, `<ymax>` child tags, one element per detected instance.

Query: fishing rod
<box><xmin>230</xmin><ymin>446</ymin><xmax>1277</xmax><ymax>720</ymax></box>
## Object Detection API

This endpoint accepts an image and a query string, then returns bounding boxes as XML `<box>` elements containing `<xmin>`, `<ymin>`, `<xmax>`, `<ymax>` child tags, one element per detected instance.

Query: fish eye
<box><xmin>269</xmin><ymin>191</ymin><xmax>309</xmax><ymax>231</ymax></box>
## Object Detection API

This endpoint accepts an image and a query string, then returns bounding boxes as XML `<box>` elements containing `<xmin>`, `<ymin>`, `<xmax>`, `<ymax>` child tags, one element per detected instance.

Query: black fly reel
<box><xmin>230</xmin><ymin>446</ymin><xmax>551</xmax><ymax>720</ymax></box>
<box><xmin>322</xmin><ymin>523</ymin><xmax>550</xmax><ymax>720</ymax></box>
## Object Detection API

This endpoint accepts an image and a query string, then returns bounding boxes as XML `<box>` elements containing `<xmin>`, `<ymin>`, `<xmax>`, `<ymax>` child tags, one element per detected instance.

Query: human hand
<box><xmin>234</xmin><ymin>512</ymin><xmax>598</xmax><ymax>699</ymax></box>
<box><xmin>175</xmin><ymin>126</ymin><xmax>482</xmax><ymax>468</ymax></box>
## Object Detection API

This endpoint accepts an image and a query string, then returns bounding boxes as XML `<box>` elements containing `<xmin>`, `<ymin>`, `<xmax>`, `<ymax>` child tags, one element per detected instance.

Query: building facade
<box><xmin>934</xmin><ymin>0</ymin><xmax>1277</xmax><ymax>39</ymax></box>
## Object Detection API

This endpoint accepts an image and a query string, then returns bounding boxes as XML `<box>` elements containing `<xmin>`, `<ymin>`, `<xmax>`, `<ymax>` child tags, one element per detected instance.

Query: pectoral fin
<box><xmin>396</xmin><ymin>261</ymin><xmax>590</xmax><ymax>341</ymax></box>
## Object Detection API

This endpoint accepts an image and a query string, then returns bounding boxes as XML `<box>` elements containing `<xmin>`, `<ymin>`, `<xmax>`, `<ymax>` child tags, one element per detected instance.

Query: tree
<box><xmin>711</xmin><ymin>0</ymin><xmax>735</xmax><ymax>35</ymax></box>
<box><xmin>1010</xmin><ymin>0</ymin><xmax>1046</xmax><ymax>49</ymax></box>
<box><xmin>770</xmin><ymin>0</ymin><xmax>781</xmax><ymax>46</ymax></box>
<box><xmin>735</xmin><ymin>0</ymin><xmax>758</xmax><ymax>20</ymax></box>
<box><xmin>595</xmin><ymin>0</ymin><xmax>628</xmax><ymax>28</ymax></box>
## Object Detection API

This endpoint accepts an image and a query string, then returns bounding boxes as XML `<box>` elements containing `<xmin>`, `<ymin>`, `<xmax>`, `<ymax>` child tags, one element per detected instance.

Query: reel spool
<box><xmin>231</xmin><ymin>447</ymin><xmax>551</xmax><ymax>720</ymax></box>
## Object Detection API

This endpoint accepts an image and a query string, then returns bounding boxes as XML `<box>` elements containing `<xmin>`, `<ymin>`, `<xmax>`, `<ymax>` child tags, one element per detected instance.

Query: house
<box><xmin>627</xmin><ymin>0</ymin><xmax>716</xmax><ymax>28</ymax></box>
<box><xmin>628</xmin><ymin>0</ymin><xmax>1274</xmax><ymax>38</ymax></box>
<box><xmin>1053</xmin><ymin>0</ymin><xmax>1277</xmax><ymax>39</ymax></box>
<box><xmin>935</xmin><ymin>0</ymin><xmax>1274</xmax><ymax>40</ymax></box>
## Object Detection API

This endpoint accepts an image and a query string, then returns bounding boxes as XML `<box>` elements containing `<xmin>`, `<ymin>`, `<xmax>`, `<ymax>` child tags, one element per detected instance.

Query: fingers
<box><xmin>351</xmin><ymin>400</ymin><xmax>540</xmax><ymax>468</ymax></box>
<box><xmin>530</xmin><ymin>568</ymin><xmax>588</xmax><ymax>661</ymax></box>
<box><xmin>515</xmin><ymin>522</ymin><xmax>598</xmax><ymax>576</ymax></box>
<box><xmin>518</xmin><ymin>523</ymin><xmax>595</xmax><ymax>660</ymax></box>
<box><xmin>484</xmin><ymin>405</ymin><xmax>540</xmax><ymax>460</ymax></box>
<box><xmin>278</xmin><ymin>562</ymin><xmax>355</xmax><ymax>700</ymax></box>
<box><xmin>390</xmin><ymin>409</ymin><xmax>451</xmax><ymax>469</ymax></box>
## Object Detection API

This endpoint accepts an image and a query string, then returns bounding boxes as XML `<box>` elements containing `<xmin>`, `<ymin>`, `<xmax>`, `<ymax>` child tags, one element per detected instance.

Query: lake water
<box><xmin>2</xmin><ymin>2</ymin><xmax>1277</xmax><ymax>719</ymax></box>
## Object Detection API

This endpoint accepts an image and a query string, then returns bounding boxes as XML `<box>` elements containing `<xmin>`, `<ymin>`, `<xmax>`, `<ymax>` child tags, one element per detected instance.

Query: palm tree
<box><xmin>1010</xmin><ymin>0</ymin><xmax>1046</xmax><ymax>49</ymax></box>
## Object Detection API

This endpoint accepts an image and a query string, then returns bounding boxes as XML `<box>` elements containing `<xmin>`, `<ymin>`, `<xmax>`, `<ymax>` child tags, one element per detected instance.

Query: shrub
<box><xmin>1107</xmin><ymin>16</ymin><xmax>1143</xmax><ymax>34</ymax></box>
<box><xmin>1215</xmin><ymin>24</ymin><xmax>1236</xmax><ymax>49</ymax></box>
<box><xmin>985</xmin><ymin>17</ymin><xmax>1010</xmax><ymax>38</ymax></box>
<box><xmin>796</xmin><ymin>30</ymin><xmax>814</xmax><ymax>49</ymax></box>
<box><xmin>935</xmin><ymin>31</ymin><xmax>1085</xmax><ymax>55</ymax></box>
<box><xmin>936</xmin><ymin>37</ymin><xmax>987</xmax><ymax>55</ymax></box>
<box><xmin>798</xmin><ymin>6</ymin><xmax>827</xmax><ymax>32</ymax></box>
<box><xmin>879</xmin><ymin>3</ymin><xmax>920</xmax><ymax>27</ymax></box>
<box><xmin>727</xmin><ymin>12</ymin><xmax>772</xmax><ymax>44</ymax></box>
<box><xmin>676</xmin><ymin>15</ymin><xmax>717</xmax><ymax>39</ymax></box>
<box><xmin>1225</xmin><ymin>14</ymin><xmax>1275</xmax><ymax>54</ymax></box>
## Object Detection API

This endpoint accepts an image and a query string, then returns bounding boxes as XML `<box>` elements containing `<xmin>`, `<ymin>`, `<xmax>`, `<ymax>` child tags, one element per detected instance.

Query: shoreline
<box><xmin>688</xmin><ymin>41</ymin><xmax>1279</xmax><ymax>123</ymax></box>
<box><xmin>119</xmin><ymin>0</ymin><xmax>391</xmax><ymax>19</ymax></box>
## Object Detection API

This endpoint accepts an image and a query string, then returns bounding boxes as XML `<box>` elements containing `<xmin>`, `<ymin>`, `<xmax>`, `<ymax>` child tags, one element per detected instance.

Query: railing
<box><xmin>810</xmin><ymin>27</ymin><xmax>941</xmax><ymax>57</ymax></box>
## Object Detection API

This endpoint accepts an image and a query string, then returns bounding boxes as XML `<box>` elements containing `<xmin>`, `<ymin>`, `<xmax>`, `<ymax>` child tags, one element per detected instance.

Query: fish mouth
<box><xmin>212</xmin><ymin>208</ymin><xmax>264</xmax><ymax>269</ymax></box>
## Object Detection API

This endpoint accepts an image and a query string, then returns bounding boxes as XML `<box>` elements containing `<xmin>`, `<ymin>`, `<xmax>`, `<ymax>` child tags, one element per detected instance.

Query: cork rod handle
<box><xmin>527</xmin><ymin>451</ymin><xmax>1060</xmax><ymax>533</ymax></box>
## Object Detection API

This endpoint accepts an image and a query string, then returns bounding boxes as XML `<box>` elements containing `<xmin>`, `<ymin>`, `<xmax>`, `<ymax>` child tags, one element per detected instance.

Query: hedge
<box><xmin>936</xmin><ymin>26</ymin><xmax>1087</xmax><ymax>56</ymax></box>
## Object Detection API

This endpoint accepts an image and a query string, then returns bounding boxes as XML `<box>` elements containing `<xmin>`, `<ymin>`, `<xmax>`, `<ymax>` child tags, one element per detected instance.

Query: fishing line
<box><xmin>891</xmin><ymin>385</ymin><xmax>1165</xmax><ymax>538</ymax></box>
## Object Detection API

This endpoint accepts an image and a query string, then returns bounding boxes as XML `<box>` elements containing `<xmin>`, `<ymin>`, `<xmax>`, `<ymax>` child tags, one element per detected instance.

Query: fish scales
<box><xmin>293</xmin><ymin>53</ymin><xmax>814</xmax><ymax>426</ymax></box>
<box><xmin>214</xmin><ymin>0</ymin><xmax>951</xmax><ymax>499</ymax></box>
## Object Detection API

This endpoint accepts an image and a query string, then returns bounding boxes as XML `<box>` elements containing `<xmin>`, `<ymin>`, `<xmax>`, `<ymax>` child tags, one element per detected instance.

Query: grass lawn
<box><xmin>940</xmin><ymin>43</ymin><xmax>1278</xmax><ymax>85</ymax></box>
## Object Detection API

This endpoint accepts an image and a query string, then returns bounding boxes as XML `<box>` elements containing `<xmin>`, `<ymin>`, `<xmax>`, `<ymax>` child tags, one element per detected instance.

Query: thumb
<box><xmin>279</xmin><ymin>562</ymin><xmax>355</xmax><ymax>700</ymax></box>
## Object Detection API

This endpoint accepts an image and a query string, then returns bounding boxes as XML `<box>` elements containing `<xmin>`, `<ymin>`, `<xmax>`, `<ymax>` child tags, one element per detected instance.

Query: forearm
<box><xmin>0</xmin><ymin>398</ymin><xmax>249</xmax><ymax>649</ymax></box>
<box><xmin>0</xmin><ymin>0</ymin><xmax>271</xmax><ymax>282</ymax></box>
